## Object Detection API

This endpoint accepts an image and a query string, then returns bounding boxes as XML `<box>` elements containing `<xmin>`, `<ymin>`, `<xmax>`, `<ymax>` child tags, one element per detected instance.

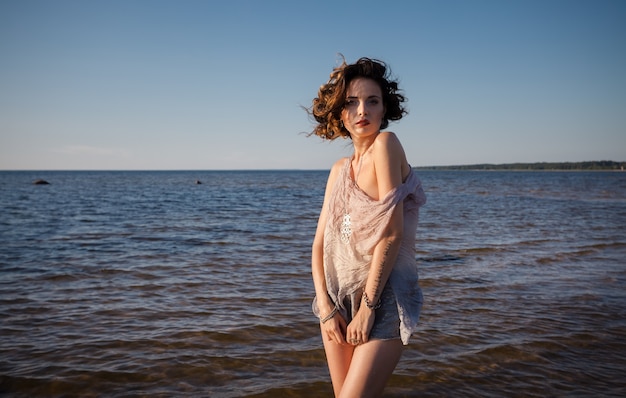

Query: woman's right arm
<box><xmin>311</xmin><ymin>159</ymin><xmax>347</xmax><ymax>344</ymax></box>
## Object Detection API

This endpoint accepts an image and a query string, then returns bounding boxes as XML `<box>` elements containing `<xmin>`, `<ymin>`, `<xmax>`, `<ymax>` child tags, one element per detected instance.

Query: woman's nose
<box><xmin>358</xmin><ymin>102</ymin><xmax>367</xmax><ymax>116</ymax></box>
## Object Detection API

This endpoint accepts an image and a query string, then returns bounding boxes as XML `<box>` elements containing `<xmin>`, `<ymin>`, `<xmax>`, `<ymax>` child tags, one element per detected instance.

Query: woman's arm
<box><xmin>312</xmin><ymin>159</ymin><xmax>348</xmax><ymax>344</ymax></box>
<box><xmin>364</xmin><ymin>132</ymin><xmax>407</xmax><ymax>306</ymax></box>
<box><xmin>348</xmin><ymin>132</ymin><xmax>407</xmax><ymax>344</ymax></box>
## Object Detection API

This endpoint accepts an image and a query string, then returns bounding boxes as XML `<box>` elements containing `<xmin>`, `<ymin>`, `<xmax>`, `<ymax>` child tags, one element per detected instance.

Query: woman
<box><xmin>309</xmin><ymin>57</ymin><xmax>426</xmax><ymax>397</ymax></box>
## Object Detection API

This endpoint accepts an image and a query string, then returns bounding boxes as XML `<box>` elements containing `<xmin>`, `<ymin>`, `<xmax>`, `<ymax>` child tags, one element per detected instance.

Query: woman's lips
<box><xmin>356</xmin><ymin>120</ymin><xmax>370</xmax><ymax>126</ymax></box>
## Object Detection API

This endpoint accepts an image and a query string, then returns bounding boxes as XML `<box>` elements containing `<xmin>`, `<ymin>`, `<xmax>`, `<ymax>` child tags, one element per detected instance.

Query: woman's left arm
<box><xmin>347</xmin><ymin>132</ymin><xmax>407</xmax><ymax>344</ymax></box>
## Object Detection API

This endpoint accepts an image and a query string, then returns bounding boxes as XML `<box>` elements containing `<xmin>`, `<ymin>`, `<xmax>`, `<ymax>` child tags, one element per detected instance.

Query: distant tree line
<box><xmin>414</xmin><ymin>161</ymin><xmax>626</xmax><ymax>171</ymax></box>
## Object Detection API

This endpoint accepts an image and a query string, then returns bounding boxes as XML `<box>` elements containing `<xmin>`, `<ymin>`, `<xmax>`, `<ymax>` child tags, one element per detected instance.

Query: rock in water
<box><xmin>33</xmin><ymin>179</ymin><xmax>50</xmax><ymax>185</ymax></box>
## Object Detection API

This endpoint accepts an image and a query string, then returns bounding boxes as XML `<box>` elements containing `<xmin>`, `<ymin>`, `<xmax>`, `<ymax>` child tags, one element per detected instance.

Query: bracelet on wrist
<box><xmin>320</xmin><ymin>306</ymin><xmax>338</xmax><ymax>323</ymax></box>
<box><xmin>362</xmin><ymin>291</ymin><xmax>382</xmax><ymax>310</ymax></box>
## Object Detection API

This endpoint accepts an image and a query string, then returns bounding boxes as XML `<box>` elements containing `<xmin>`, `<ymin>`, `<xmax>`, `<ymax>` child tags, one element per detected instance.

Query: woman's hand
<box><xmin>346</xmin><ymin>305</ymin><xmax>375</xmax><ymax>345</ymax></box>
<box><xmin>320</xmin><ymin>309</ymin><xmax>348</xmax><ymax>345</ymax></box>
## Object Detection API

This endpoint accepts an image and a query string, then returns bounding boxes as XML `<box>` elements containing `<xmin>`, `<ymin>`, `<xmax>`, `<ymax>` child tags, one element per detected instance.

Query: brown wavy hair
<box><xmin>309</xmin><ymin>56</ymin><xmax>407</xmax><ymax>140</ymax></box>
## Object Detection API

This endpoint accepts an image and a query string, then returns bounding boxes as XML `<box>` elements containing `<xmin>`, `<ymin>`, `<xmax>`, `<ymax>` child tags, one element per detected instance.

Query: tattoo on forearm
<box><xmin>371</xmin><ymin>241</ymin><xmax>393</xmax><ymax>301</ymax></box>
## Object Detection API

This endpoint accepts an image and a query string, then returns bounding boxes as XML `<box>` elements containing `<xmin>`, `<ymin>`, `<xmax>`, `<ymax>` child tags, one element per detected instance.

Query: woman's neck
<box><xmin>352</xmin><ymin>132</ymin><xmax>378</xmax><ymax>162</ymax></box>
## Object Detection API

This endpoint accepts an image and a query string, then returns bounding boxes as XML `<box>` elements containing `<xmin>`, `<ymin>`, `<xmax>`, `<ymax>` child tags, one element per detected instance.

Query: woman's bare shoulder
<box><xmin>373</xmin><ymin>131</ymin><xmax>406</xmax><ymax>160</ymax></box>
<box><xmin>330</xmin><ymin>157</ymin><xmax>348</xmax><ymax>174</ymax></box>
<box><xmin>326</xmin><ymin>157</ymin><xmax>348</xmax><ymax>186</ymax></box>
<box><xmin>374</xmin><ymin>131</ymin><xmax>402</xmax><ymax>149</ymax></box>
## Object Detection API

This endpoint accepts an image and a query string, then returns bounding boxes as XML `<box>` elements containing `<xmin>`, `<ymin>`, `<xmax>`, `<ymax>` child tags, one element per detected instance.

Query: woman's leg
<box><xmin>338</xmin><ymin>339</ymin><xmax>403</xmax><ymax>398</ymax></box>
<box><xmin>322</xmin><ymin>329</ymin><xmax>355</xmax><ymax>397</ymax></box>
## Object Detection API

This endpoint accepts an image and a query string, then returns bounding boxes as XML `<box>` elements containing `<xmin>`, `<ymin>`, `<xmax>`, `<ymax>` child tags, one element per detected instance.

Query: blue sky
<box><xmin>1</xmin><ymin>0</ymin><xmax>624</xmax><ymax>170</ymax></box>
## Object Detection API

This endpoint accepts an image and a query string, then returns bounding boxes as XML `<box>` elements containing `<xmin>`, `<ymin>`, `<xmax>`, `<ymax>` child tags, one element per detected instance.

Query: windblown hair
<box><xmin>309</xmin><ymin>56</ymin><xmax>407</xmax><ymax>140</ymax></box>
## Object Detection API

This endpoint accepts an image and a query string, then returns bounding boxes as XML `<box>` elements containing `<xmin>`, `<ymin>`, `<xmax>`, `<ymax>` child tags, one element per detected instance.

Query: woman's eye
<box><xmin>368</xmin><ymin>99</ymin><xmax>379</xmax><ymax>105</ymax></box>
<box><xmin>345</xmin><ymin>100</ymin><xmax>356</xmax><ymax>106</ymax></box>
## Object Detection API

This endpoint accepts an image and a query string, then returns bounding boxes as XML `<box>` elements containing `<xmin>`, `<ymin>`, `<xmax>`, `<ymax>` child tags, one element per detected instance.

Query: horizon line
<box><xmin>2</xmin><ymin>160</ymin><xmax>624</xmax><ymax>173</ymax></box>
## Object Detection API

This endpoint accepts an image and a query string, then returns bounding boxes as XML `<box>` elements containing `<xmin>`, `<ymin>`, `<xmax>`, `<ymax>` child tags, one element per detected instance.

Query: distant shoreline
<box><xmin>414</xmin><ymin>161</ymin><xmax>626</xmax><ymax>171</ymax></box>
<box><xmin>2</xmin><ymin>161</ymin><xmax>625</xmax><ymax>172</ymax></box>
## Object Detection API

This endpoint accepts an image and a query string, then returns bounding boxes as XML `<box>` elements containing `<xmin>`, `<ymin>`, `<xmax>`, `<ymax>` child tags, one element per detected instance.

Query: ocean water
<box><xmin>0</xmin><ymin>170</ymin><xmax>625</xmax><ymax>397</ymax></box>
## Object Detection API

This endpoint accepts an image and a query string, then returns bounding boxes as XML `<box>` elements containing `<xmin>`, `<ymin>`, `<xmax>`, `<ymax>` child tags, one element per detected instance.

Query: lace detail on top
<box><xmin>313</xmin><ymin>157</ymin><xmax>426</xmax><ymax>344</ymax></box>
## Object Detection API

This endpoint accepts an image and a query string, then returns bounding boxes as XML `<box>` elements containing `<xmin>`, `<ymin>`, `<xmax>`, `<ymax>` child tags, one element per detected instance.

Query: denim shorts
<box><xmin>342</xmin><ymin>282</ymin><xmax>401</xmax><ymax>341</ymax></box>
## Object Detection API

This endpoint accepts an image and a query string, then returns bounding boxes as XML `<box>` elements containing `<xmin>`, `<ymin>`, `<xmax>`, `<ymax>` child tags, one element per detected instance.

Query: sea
<box><xmin>0</xmin><ymin>169</ymin><xmax>625</xmax><ymax>397</ymax></box>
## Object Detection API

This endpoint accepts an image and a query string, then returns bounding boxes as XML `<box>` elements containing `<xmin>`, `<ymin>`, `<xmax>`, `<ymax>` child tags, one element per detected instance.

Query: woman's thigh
<box><xmin>339</xmin><ymin>339</ymin><xmax>403</xmax><ymax>398</ymax></box>
<box><xmin>322</xmin><ymin>329</ymin><xmax>355</xmax><ymax>397</ymax></box>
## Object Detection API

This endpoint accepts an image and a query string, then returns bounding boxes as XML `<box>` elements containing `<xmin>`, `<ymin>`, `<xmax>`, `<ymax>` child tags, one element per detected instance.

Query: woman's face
<box><xmin>341</xmin><ymin>77</ymin><xmax>385</xmax><ymax>139</ymax></box>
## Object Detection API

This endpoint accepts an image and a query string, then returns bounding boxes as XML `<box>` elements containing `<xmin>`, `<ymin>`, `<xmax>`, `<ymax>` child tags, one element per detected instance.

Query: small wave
<box><xmin>535</xmin><ymin>246</ymin><xmax>615</xmax><ymax>265</ymax></box>
<box><xmin>39</xmin><ymin>273</ymin><xmax>82</xmax><ymax>283</ymax></box>
<box><xmin>243</xmin><ymin>381</ymin><xmax>333</xmax><ymax>397</ymax></box>
<box><xmin>460</xmin><ymin>247</ymin><xmax>505</xmax><ymax>255</ymax></box>
<box><xmin>418</xmin><ymin>254</ymin><xmax>464</xmax><ymax>263</ymax></box>
<box><xmin>582</xmin><ymin>241</ymin><xmax>626</xmax><ymax>251</ymax></box>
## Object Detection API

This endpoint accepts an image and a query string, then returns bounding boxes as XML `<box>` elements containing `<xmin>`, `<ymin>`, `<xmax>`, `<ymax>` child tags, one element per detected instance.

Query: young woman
<box><xmin>309</xmin><ymin>57</ymin><xmax>426</xmax><ymax>397</ymax></box>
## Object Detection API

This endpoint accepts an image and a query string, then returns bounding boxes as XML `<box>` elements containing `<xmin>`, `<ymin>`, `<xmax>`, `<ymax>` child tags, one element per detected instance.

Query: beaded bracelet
<box><xmin>362</xmin><ymin>291</ymin><xmax>382</xmax><ymax>310</ymax></box>
<box><xmin>320</xmin><ymin>306</ymin><xmax>338</xmax><ymax>324</ymax></box>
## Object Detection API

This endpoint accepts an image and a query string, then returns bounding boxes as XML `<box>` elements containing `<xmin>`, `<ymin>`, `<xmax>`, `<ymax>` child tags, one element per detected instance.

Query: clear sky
<box><xmin>1</xmin><ymin>0</ymin><xmax>625</xmax><ymax>170</ymax></box>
